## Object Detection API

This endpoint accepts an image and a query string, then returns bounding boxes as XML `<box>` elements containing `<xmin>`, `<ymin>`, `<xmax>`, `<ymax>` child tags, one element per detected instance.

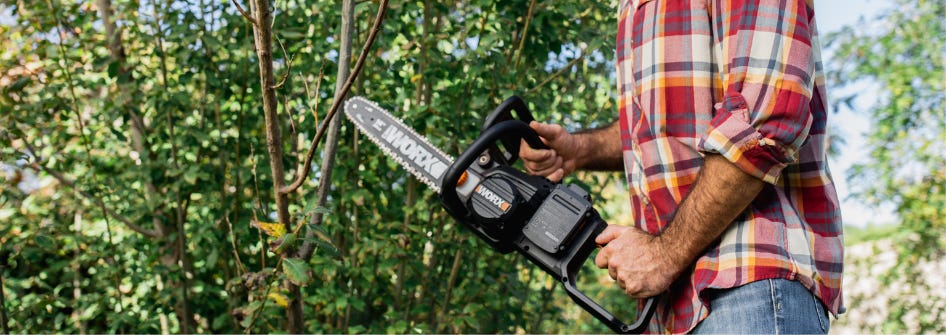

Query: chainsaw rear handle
<box><xmin>560</xmin><ymin>214</ymin><xmax>656</xmax><ymax>334</ymax></box>
<box><xmin>481</xmin><ymin>96</ymin><xmax>548</xmax><ymax>165</ymax></box>
<box><xmin>442</xmin><ymin>120</ymin><xmax>546</xmax><ymax>218</ymax></box>
<box><xmin>565</xmin><ymin>272</ymin><xmax>656</xmax><ymax>334</ymax></box>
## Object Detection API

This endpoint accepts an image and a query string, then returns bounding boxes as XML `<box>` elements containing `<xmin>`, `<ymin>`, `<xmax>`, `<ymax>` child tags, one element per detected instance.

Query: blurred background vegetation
<box><xmin>0</xmin><ymin>0</ymin><xmax>942</xmax><ymax>333</ymax></box>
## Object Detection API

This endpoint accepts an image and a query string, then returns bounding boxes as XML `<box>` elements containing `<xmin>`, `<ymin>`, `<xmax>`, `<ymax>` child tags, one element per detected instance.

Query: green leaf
<box><xmin>109</xmin><ymin>127</ymin><xmax>127</xmax><ymax>142</ymax></box>
<box><xmin>303</xmin><ymin>195</ymin><xmax>332</xmax><ymax>216</ymax></box>
<box><xmin>280</xmin><ymin>30</ymin><xmax>306</xmax><ymax>39</ymax></box>
<box><xmin>271</xmin><ymin>232</ymin><xmax>297</xmax><ymax>254</ymax></box>
<box><xmin>183</xmin><ymin>168</ymin><xmax>198</xmax><ymax>184</ymax></box>
<box><xmin>282</xmin><ymin>257</ymin><xmax>311</xmax><ymax>286</ymax></box>
<box><xmin>300</xmin><ymin>237</ymin><xmax>341</xmax><ymax>259</ymax></box>
<box><xmin>33</xmin><ymin>234</ymin><xmax>56</xmax><ymax>251</ymax></box>
<box><xmin>5</xmin><ymin>77</ymin><xmax>30</xmax><ymax>93</ymax></box>
<box><xmin>107</xmin><ymin>61</ymin><xmax>120</xmax><ymax>78</ymax></box>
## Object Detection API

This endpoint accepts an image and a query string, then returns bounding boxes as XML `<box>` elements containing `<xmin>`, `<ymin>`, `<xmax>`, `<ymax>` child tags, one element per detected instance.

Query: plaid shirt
<box><xmin>615</xmin><ymin>0</ymin><xmax>844</xmax><ymax>333</ymax></box>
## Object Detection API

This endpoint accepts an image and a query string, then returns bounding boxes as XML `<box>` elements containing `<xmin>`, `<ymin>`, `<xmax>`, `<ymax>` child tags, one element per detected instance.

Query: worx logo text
<box><xmin>475</xmin><ymin>185</ymin><xmax>511</xmax><ymax>212</ymax></box>
<box><xmin>378</xmin><ymin>122</ymin><xmax>448</xmax><ymax>180</ymax></box>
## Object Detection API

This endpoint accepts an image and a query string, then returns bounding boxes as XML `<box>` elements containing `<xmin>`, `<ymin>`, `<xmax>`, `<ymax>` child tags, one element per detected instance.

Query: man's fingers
<box><xmin>523</xmin><ymin>154</ymin><xmax>560</xmax><ymax>175</ymax></box>
<box><xmin>530</xmin><ymin>121</ymin><xmax>565</xmax><ymax>141</ymax></box>
<box><xmin>594</xmin><ymin>247</ymin><xmax>610</xmax><ymax>269</ymax></box>
<box><xmin>519</xmin><ymin>141</ymin><xmax>553</xmax><ymax>161</ymax></box>
<box><xmin>529</xmin><ymin>165</ymin><xmax>560</xmax><ymax>179</ymax></box>
<box><xmin>625</xmin><ymin>285</ymin><xmax>640</xmax><ymax>298</ymax></box>
<box><xmin>547</xmin><ymin>168</ymin><xmax>564</xmax><ymax>183</ymax></box>
<box><xmin>595</xmin><ymin>225</ymin><xmax>628</xmax><ymax>245</ymax></box>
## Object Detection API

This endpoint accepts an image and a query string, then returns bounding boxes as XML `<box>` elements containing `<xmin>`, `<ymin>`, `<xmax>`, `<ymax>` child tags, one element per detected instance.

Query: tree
<box><xmin>825</xmin><ymin>0</ymin><xmax>945</xmax><ymax>332</ymax></box>
<box><xmin>1</xmin><ymin>0</ymin><xmax>626</xmax><ymax>333</ymax></box>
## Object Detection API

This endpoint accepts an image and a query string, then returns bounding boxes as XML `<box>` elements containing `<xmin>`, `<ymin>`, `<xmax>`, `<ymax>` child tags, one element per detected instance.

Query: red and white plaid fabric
<box><xmin>615</xmin><ymin>0</ymin><xmax>844</xmax><ymax>332</ymax></box>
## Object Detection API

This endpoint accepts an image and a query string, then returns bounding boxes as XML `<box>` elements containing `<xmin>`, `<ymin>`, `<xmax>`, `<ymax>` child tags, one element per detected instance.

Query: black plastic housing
<box><xmin>438</xmin><ymin>97</ymin><xmax>656</xmax><ymax>334</ymax></box>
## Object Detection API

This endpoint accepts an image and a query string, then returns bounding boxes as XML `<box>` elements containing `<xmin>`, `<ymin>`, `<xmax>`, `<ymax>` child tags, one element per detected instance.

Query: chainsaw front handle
<box><xmin>483</xmin><ymin>95</ymin><xmax>537</xmax><ymax>129</ymax></box>
<box><xmin>480</xmin><ymin>96</ymin><xmax>549</xmax><ymax>165</ymax></box>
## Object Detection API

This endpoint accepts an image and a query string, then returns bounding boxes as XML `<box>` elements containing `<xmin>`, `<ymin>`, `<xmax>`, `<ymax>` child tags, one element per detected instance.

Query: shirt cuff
<box><xmin>699</xmin><ymin>95</ymin><xmax>796</xmax><ymax>184</ymax></box>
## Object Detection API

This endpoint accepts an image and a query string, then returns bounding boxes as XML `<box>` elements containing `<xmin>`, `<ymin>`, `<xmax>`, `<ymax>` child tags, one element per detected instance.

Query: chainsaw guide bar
<box><xmin>344</xmin><ymin>96</ymin><xmax>454</xmax><ymax>193</ymax></box>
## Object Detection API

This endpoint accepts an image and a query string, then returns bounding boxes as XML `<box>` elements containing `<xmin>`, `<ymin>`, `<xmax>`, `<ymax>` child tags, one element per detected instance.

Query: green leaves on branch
<box><xmin>825</xmin><ymin>0</ymin><xmax>945</xmax><ymax>333</ymax></box>
<box><xmin>282</xmin><ymin>258</ymin><xmax>312</xmax><ymax>287</ymax></box>
<box><xmin>271</xmin><ymin>232</ymin><xmax>297</xmax><ymax>254</ymax></box>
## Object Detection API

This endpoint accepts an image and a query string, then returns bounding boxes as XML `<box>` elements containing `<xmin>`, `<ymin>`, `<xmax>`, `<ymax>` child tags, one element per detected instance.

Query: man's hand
<box><xmin>593</xmin><ymin>154</ymin><xmax>767</xmax><ymax>300</ymax></box>
<box><xmin>594</xmin><ymin>225</ymin><xmax>684</xmax><ymax>299</ymax></box>
<box><xmin>518</xmin><ymin>121</ymin><xmax>583</xmax><ymax>182</ymax></box>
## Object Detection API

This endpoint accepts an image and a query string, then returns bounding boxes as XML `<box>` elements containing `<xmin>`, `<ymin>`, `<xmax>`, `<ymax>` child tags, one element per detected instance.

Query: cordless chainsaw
<box><xmin>344</xmin><ymin>96</ymin><xmax>655</xmax><ymax>333</ymax></box>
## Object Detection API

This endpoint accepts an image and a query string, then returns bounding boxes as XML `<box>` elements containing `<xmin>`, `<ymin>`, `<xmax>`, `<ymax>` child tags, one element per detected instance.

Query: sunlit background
<box><xmin>1</xmin><ymin>0</ymin><xmax>943</xmax><ymax>333</ymax></box>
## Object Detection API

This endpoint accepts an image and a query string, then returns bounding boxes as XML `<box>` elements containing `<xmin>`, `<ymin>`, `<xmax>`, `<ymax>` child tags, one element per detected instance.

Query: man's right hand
<box><xmin>519</xmin><ymin>121</ymin><xmax>584</xmax><ymax>182</ymax></box>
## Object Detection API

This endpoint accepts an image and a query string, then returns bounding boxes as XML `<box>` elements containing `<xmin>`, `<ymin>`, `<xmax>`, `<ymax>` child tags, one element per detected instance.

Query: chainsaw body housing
<box><xmin>439</xmin><ymin>96</ymin><xmax>655</xmax><ymax>334</ymax></box>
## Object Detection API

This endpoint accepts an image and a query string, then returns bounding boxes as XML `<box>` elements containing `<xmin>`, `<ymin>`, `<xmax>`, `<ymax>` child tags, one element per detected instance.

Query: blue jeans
<box><xmin>690</xmin><ymin>279</ymin><xmax>829</xmax><ymax>334</ymax></box>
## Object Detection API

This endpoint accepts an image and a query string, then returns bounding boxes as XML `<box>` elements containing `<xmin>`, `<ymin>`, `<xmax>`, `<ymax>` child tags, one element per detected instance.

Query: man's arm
<box><xmin>594</xmin><ymin>153</ymin><xmax>764</xmax><ymax>298</ymax></box>
<box><xmin>519</xmin><ymin>121</ymin><xmax>622</xmax><ymax>182</ymax></box>
<box><xmin>574</xmin><ymin>121</ymin><xmax>624</xmax><ymax>171</ymax></box>
<box><xmin>594</xmin><ymin>0</ymin><xmax>822</xmax><ymax>297</ymax></box>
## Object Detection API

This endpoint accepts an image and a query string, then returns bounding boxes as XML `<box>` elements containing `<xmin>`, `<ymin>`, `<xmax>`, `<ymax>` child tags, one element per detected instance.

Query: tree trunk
<box><xmin>0</xmin><ymin>265</ymin><xmax>9</xmax><ymax>335</ymax></box>
<box><xmin>248</xmin><ymin>0</ymin><xmax>304</xmax><ymax>332</ymax></box>
<box><xmin>95</xmin><ymin>0</ymin><xmax>194</xmax><ymax>332</ymax></box>
<box><xmin>299</xmin><ymin>0</ymin><xmax>355</xmax><ymax>261</ymax></box>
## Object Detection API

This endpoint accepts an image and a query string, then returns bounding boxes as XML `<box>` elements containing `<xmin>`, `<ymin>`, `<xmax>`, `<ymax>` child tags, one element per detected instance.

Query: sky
<box><xmin>813</xmin><ymin>0</ymin><xmax>898</xmax><ymax>227</ymax></box>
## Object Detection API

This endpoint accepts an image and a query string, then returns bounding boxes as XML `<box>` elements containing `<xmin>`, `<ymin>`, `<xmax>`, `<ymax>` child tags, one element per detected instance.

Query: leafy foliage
<box><xmin>1</xmin><ymin>0</ymin><xmax>628</xmax><ymax>333</ymax></box>
<box><xmin>826</xmin><ymin>0</ymin><xmax>945</xmax><ymax>263</ymax></box>
<box><xmin>825</xmin><ymin>0</ymin><xmax>945</xmax><ymax>332</ymax></box>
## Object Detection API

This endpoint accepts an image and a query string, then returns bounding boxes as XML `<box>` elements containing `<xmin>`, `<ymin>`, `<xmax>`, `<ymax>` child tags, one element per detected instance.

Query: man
<box><xmin>519</xmin><ymin>0</ymin><xmax>843</xmax><ymax>333</ymax></box>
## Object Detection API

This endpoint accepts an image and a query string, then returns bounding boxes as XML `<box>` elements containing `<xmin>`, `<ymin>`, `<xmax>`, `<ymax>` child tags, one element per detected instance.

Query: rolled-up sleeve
<box><xmin>698</xmin><ymin>0</ymin><xmax>817</xmax><ymax>184</ymax></box>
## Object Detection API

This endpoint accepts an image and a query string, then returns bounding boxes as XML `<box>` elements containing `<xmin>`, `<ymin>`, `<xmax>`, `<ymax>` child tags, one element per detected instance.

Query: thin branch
<box><xmin>13</xmin><ymin>129</ymin><xmax>160</xmax><ymax>238</ymax></box>
<box><xmin>0</xmin><ymin>264</ymin><xmax>8</xmax><ymax>334</ymax></box>
<box><xmin>280</xmin><ymin>0</ymin><xmax>389</xmax><ymax>194</ymax></box>
<box><xmin>250</xmin><ymin>0</ymin><xmax>292</xmax><ymax>232</ymax></box>
<box><xmin>34</xmin><ymin>163</ymin><xmax>160</xmax><ymax>238</ymax></box>
<box><xmin>225</xmin><ymin>215</ymin><xmax>248</xmax><ymax>275</ymax></box>
<box><xmin>525</xmin><ymin>50</ymin><xmax>586</xmax><ymax>96</ymax></box>
<box><xmin>242</xmin><ymin>263</ymin><xmax>281</xmax><ymax>334</ymax></box>
<box><xmin>282</xmin><ymin>93</ymin><xmax>296</xmax><ymax>135</ymax></box>
<box><xmin>96</xmin><ymin>0</ymin><xmax>167</xmax><ymax>237</ymax></box>
<box><xmin>99</xmin><ymin>199</ymin><xmax>127</xmax><ymax>316</ymax></box>
<box><xmin>272</xmin><ymin>37</ymin><xmax>294</xmax><ymax>89</ymax></box>
<box><xmin>513</xmin><ymin>0</ymin><xmax>538</xmax><ymax>71</ymax></box>
<box><xmin>438</xmin><ymin>248</ymin><xmax>464</xmax><ymax>332</ymax></box>
<box><xmin>231</xmin><ymin>0</ymin><xmax>257</xmax><ymax>25</ymax></box>
<box><xmin>300</xmin><ymin>64</ymin><xmax>327</xmax><ymax>127</ymax></box>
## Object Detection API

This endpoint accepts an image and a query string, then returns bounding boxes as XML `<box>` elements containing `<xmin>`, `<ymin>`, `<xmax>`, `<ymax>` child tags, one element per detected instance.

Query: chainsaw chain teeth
<box><xmin>343</xmin><ymin>97</ymin><xmax>454</xmax><ymax>194</ymax></box>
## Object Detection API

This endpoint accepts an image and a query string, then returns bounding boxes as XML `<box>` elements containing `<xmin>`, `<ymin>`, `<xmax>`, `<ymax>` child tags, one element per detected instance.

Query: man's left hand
<box><xmin>594</xmin><ymin>225</ymin><xmax>683</xmax><ymax>299</ymax></box>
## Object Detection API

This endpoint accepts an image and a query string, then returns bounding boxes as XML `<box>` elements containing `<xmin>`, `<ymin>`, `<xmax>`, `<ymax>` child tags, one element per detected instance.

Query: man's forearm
<box><xmin>657</xmin><ymin>154</ymin><xmax>766</xmax><ymax>270</ymax></box>
<box><xmin>575</xmin><ymin>121</ymin><xmax>623</xmax><ymax>171</ymax></box>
